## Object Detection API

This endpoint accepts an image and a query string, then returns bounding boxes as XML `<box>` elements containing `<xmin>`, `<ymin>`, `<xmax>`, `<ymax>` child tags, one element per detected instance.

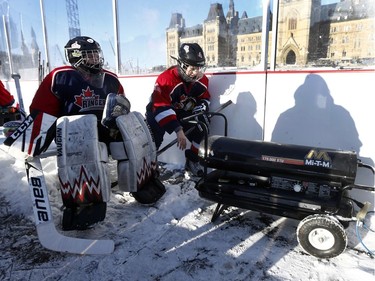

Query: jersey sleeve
<box><xmin>117</xmin><ymin>80</ymin><xmax>125</xmax><ymax>96</ymax></box>
<box><xmin>29</xmin><ymin>71</ymin><xmax>61</xmax><ymax>116</ymax></box>
<box><xmin>0</xmin><ymin>81</ymin><xmax>15</xmax><ymax>107</ymax></box>
<box><xmin>196</xmin><ymin>75</ymin><xmax>211</xmax><ymax>102</ymax></box>
<box><xmin>151</xmin><ymin>75</ymin><xmax>180</xmax><ymax>134</ymax></box>
<box><xmin>104</xmin><ymin>70</ymin><xmax>125</xmax><ymax>96</ymax></box>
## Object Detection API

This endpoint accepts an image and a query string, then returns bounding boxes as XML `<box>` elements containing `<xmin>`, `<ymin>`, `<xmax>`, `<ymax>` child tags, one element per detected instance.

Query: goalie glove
<box><xmin>112</xmin><ymin>95</ymin><xmax>131</xmax><ymax>117</ymax></box>
<box><xmin>102</xmin><ymin>93</ymin><xmax>131</xmax><ymax>129</ymax></box>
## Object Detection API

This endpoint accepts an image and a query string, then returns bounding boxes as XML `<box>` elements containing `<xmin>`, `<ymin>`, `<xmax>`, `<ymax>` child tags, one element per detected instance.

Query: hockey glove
<box><xmin>183</xmin><ymin>97</ymin><xmax>196</xmax><ymax>111</ymax></box>
<box><xmin>2</xmin><ymin>120</ymin><xmax>22</xmax><ymax>137</ymax></box>
<box><xmin>192</xmin><ymin>100</ymin><xmax>210</xmax><ymax>131</ymax></box>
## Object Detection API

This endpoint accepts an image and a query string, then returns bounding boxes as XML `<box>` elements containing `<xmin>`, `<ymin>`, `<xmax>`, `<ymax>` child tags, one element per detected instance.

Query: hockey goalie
<box><xmin>3</xmin><ymin>36</ymin><xmax>165</xmax><ymax>233</ymax></box>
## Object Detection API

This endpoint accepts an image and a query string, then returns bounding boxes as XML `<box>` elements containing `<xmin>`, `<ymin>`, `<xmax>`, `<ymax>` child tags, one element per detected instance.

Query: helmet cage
<box><xmin>68</xmin><ymin>49</ymin><xmax>104</xmax><ymax>74</ymax></box>
<box><xmin>177</xmin><ymin>60</ymin><xmax>205</xmax><ymax>82</ymax></box>
<box><xmin>65</xmin><ymin>37</ymin><xmax>104</xmax><ymax>74</ymax></box>
<box><xmin>175</xmin><ymin>43</ymin><xmax>206</xmax><ymax>82</ymax></box>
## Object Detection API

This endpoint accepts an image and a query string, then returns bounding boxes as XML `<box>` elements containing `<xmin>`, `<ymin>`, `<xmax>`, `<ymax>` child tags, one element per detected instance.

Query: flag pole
<box><xmin>39</xmin><ymin>0</ymin><xmax>50</xmax><ymax>73</ymax></box>
<box><xmin>2</xmin><ymin>15</ymin><xmax>13</xmax><ymax>75</ymax></box>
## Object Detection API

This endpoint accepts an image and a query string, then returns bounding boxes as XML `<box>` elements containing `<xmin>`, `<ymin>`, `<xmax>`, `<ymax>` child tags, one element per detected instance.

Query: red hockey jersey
<box><xmin>0</xmin><ymin>81</ymin><xmax>15</xmax><ymax>107</ymax></box>
<box><xmin>149</xmin><ymin>66</ymin><xmax>210</xmax><ymax>134</ymax></box>
<box><xmin>30</xmin><ymin>66</ymin><xmax>125</xmax><ymax>145</ymax></box>
<box><xmin>30</xmin><ymin>66</ymin><xmax>124</xmax><ymax>119</ymax></box>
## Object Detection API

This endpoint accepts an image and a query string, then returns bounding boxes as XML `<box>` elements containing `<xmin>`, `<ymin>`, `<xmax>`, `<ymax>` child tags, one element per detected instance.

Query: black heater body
<box><xmin>196</xmin><ymin>136</ymin><xmax>360</xmax><ymax>221</ymax></box>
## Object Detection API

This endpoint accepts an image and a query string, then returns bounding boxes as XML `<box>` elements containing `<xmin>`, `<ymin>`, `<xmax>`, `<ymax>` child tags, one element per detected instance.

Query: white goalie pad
<box><xmin>110</xmin><ymin>111</ymin><xmax>157</xmax><ymax>192</ymax></box>
<box><xmin>56</xmin><ymin>114</ymin><xmax>111</xmax><ymax>204</ymax></box>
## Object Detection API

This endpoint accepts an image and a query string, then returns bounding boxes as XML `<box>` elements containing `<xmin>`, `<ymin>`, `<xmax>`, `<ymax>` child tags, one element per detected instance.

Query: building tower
<box><xmin>166</xmin><ymin>13</ymin><xmax>184</xmax><ymax>66</ymax></box>
<box><xmin>203</xmin><ymin>3</ymin><xmax>229</xmax><ymax>67</ymax></box>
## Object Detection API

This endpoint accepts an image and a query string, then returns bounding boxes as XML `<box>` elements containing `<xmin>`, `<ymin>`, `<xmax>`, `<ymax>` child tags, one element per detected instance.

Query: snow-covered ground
<box><xmin>0</xmin><ymin>134</ymin><xmax>374</xmax><ymax>281</ymax></box>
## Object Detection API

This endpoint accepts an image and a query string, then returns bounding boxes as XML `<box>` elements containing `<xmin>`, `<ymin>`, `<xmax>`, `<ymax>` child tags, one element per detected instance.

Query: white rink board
<box><xmin>122</xmin><ymin>70</ymin><xmax>375</xmax><ymax>209</ymax></box>
<box><xmin>4</xmin><ymin>69</ymin><xmax>375</xmax><ymax>209</ymax></box>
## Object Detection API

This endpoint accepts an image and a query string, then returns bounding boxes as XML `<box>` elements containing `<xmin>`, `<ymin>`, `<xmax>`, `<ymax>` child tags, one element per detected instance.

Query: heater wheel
<box><xmin>296</xmin><ymin>214</ymin><xmax>347</xmax><ymax>258</ymax></box>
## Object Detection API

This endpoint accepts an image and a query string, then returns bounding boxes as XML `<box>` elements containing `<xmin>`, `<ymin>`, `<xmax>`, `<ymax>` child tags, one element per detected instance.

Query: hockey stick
<box><xmin>1</xmin><ymin>115</ymin><xmax>116</xmax><ymax>254</ymax></box>
<box><xmin>157</xmin><ymin>98</ymin><xmax>234</xmax><ymax>156</ymax></box>
<box><xmin>11</xmin><ymin>73</ymin><xmax>27</xmax><ymax>119</ymax></box>
<box><xmin>26</xmin><ymin>156</ymin><xmax>115</xmax><ymax>255</ymax></box>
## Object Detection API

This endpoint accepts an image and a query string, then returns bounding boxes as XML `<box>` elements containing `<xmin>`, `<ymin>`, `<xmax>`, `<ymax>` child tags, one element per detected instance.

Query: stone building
<box><xmin>321</xmin><ymin>0</ymin><xmax>375</xmax><ymax>64</ymax></box>
<box><xmin>166</xmin><ymin>0</ymin><xmax>374</xmax><ymax>68</ymax></box>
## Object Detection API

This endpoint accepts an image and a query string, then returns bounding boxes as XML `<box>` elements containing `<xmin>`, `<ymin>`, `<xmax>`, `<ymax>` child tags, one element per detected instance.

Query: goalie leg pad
<box><xmin>111</xmin><ymin>112</ymin><xmax>166</xmax><ymax>203</ymax></box>
<box><xmin>56</xmin><ymin>115</ymin><xmax>111</xmax><ymax>208</ymax></box>
<box><xmin>112</xmin><ymin>112</ymin><xmax>158</xmax><ymax>192</ymax></box>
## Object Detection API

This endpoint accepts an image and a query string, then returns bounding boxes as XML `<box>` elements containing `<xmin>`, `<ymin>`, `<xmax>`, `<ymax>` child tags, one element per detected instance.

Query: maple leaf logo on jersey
<box><xmin>74</xmin><ymin>86</ymin><xmax>106</xmax><ymax>112</ymax></box>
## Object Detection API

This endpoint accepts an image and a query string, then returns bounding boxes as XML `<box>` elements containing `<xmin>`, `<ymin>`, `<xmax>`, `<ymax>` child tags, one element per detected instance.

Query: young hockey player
<box><xmin>25</xmin><ymin>36</ymin><xmax>127</xmax><ymax>230</ymax></box>
<box><xmin>145</xmin><ymin>43</ymin><xmax>211</xmax><ymax>177</ymax></box>
<box><xmin>30</xmin><ymin>36</ymin><xmax>125</xmax><ymax>146</ymax></box>
<box><xmin>4</xmin><ymin>36</ymin><xmax>165</xmax><ymax>232</ymax></box>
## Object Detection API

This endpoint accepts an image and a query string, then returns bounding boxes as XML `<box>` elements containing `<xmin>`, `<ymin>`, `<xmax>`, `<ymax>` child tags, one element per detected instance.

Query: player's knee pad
<box><xmin>110</xmin><ymin>112</ymin><xmax>165</xmax><ymax>204</ymax></box>
<box><xmin>56</xmin><ymin>114</ymin><xmax>111</xmax><ymax>208</ymax></box>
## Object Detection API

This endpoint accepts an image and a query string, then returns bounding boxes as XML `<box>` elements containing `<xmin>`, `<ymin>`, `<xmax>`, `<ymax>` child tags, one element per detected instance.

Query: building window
<box><xmin>288</xmin><ymin>18</ymin><xmax>297</xmax><ymax>30</ymax></box>
<box><xmin>343</xmin><ymin>25</ymin><xmax>351</xmax><ymax>32</ymax></box>
<box><xmin>342</xmin><ymin>36</ymin><xmax>349</xmax><ymax>44</ymax></box>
